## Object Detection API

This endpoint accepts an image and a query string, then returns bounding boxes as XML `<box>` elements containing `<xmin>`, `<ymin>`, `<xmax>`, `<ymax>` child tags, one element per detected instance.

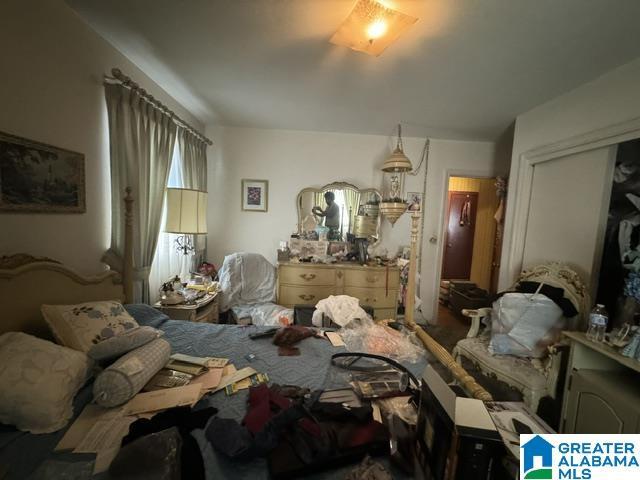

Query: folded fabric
<box><xmin>272</xmin><ymin>325</ymin><xmax>316</xmax><ymax>356</ymax></box>
<box><xmin>87</xmin><ymin>326</ymin><xmax>163</xmax><ymax>362</ymax></box>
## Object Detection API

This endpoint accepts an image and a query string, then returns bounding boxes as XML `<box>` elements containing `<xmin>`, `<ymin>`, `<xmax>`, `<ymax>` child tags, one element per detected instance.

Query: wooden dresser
<box><xmin>277</xmin><ymin>262</ymin><xmax>399</xmax><ymax>320</ymax></box>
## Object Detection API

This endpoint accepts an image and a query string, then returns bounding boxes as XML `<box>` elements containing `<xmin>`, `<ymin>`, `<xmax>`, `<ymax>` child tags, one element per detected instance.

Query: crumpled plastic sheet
<box><xmin>339</xmin><ymin>318</ymin><xmax>425</xmax><ymax>364</ymax></box>
<box><xmin>489</xmin><ymin>292</ymin><xmax>565</xmax><ymax>358</ymax></box>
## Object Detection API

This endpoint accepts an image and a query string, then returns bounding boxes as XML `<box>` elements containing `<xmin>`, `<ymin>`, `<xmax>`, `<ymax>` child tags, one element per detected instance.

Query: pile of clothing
<box><xmin>206</xmin><ymin>384</ymin><xmax>391</xmax><ymax>478</ymax></box>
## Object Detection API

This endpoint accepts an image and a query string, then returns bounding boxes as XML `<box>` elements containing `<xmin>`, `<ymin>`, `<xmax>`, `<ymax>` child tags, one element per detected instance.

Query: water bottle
<box><xmin>586</xmin><ymin>304</ymin><xmax>608</xmax><ymax>342</ymax></box>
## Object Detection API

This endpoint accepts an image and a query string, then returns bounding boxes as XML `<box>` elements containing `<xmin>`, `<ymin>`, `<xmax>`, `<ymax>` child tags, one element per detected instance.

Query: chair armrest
<box><xmin>461</xmin><ymin>308</ymin><xmax>492</xmax><ymax>338</ymax></box>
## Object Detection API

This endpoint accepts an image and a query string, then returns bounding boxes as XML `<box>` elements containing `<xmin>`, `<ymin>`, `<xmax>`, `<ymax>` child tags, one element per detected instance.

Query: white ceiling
<box><xmin>66</xmin><ymin>0</ymin><xmax>640</xmax><ymax>140</ymax></box>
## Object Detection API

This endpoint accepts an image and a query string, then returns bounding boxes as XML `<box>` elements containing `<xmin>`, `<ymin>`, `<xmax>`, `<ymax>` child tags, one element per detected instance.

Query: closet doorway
<box><xmin>438</xmin><ymin>176</ymin><xmax>501</xmax><ymax>325</ymax></box>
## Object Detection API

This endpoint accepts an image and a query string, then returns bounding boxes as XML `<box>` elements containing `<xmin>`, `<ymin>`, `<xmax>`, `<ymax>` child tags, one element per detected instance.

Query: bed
<box><xmin>0</xmin><ymin>302</ymin><xmax>428</xmax><ymax>479</ymax></box>
<box><xmin>0</xmin><ymin>190</ymin><xmax>490</xmax><ymax>479</ymax></box>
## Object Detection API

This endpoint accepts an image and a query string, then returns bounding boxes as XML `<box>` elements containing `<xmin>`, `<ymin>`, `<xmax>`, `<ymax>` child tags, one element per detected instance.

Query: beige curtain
<box><xmin>103</xmin><ymin>82</ymin><xmax>177</xmax><ymax>303</ymax></box>
<box><xmin>314</xmin><ymin>191</ymin><xmax>326</xmax><ymax>224</ymax></box>
<box><xmin>177</xmin><ymin>128</ymin><xmax>209</xmax><ymax>262</ymax></box>
<box><xmin>343</xmin><ymin>189</ymin><xmax>361</xmax><ymax>234</ymax></box>
<box><xmin>178</xmin><ymin>128</ymin><xmax>207</xmax><ymax>190</ymax></box>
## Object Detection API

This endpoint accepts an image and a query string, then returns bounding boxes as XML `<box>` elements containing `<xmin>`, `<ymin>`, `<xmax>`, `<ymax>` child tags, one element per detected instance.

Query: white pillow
<box><xmin>41</xmin><ymin>300</ymin><xmax>139</xmax><ymax>352</ymax></box>
<box><xmin>0</xmin><ymin>332</ymin><xmax>93</xmax><ymax>433</ymax></box>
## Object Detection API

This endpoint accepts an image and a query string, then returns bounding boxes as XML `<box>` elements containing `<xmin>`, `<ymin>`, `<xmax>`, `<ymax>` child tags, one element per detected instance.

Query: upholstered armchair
<box><xmin>452</xmin><ymin>262</ymin><xmax>589</xmax><ymax>412</ymax></box>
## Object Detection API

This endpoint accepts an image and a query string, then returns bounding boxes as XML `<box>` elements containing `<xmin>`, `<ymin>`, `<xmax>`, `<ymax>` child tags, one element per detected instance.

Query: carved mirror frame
<box><xmin>296</xmin><ymin>181</ymin><xmax>382</xmax><ymax>246</ymax></box>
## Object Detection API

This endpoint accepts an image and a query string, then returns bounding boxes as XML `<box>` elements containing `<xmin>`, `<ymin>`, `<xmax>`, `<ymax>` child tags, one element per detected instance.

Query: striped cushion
<box><xmin>93</xmin><ymin>338</ymin><xmax>170</xmax><ymax>407</ymax></box>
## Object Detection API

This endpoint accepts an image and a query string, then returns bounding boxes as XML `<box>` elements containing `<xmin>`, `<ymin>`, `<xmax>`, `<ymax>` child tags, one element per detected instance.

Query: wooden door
<box><xmin>442</xmin><ymin>191</ymin><xmax>478</xmax><ymax>280</ymax></box>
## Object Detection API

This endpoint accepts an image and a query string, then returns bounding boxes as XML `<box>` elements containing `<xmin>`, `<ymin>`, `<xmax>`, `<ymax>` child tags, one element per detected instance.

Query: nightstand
<box><xmin>154</xmin><ymin>292</ymin><xmax>219</xmax><ymax>323</ymax></box>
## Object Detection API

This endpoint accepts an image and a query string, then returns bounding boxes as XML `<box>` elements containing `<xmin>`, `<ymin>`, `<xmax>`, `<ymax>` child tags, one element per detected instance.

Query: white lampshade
<box><xmin>164</xmin><ymin>188</ymin><xmax>207</xmax><ymax>234</ymax></box>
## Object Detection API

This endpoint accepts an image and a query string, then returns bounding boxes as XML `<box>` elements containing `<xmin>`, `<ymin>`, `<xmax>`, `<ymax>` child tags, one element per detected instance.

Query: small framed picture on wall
<box><xmin>241</xmin><ymin>179</ymin><xmax>269</xmax><ymax>212</ymax></box>
<box><xmin>407</xmin><ymin>192</ymin><xmax>423</xmax><ymax>213</ymax></box>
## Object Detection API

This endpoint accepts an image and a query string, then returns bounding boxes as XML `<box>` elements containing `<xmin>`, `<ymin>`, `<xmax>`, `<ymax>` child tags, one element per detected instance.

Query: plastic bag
<box><xmin>489</xmin><ymin>292</ymin><xmax>564</xmax><ymax>357</ymax></box>
<box><xmin>339</xmin><ymin>318</ymin><xmax>425</xmax><ymax>363</ymax></box>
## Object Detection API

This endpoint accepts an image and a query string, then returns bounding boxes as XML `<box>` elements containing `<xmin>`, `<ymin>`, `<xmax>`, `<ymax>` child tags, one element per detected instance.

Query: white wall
<box><xmin>0</xmin><ymin>0</ymin><xmax>202</xmax><ymax>274</ymax></box>
<box><xmin>500</xmin><ymin>56</ymin><xmax>640</xmax><ymax>290</ymax></box>
<box><xmin>522</xmin><ymin>147</ymin><xmax>616</xmax><ymax>282</ymax></box>
<box><xmin>206</xmin><ymin>126</ymin><xmax>508</xmax><ymax>322</ymax></box>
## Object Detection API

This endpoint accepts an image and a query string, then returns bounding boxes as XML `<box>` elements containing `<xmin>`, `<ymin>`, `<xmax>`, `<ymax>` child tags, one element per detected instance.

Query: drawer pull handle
<box><xmin>366</xmin><ymin>275</ymin><xmax>379</xmax><ymax>283</ymax></box>
<box><xmin>299</xmin><ymin>294</ymin><xmax>316</xmax><ymax>301</ymax></box>
<box><xmin>337</xmin><ymin>271</ymin><xmax>343</xmax><ymax>279</ymax></box>
<box><xmin>299</xmin><ymin>274</ymin><xmax>317</xmax><ymax>281</ymax></box>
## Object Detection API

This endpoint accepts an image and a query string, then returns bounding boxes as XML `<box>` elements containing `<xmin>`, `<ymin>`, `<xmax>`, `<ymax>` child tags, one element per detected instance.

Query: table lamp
<box><xmin>164</xmin><ymin>188</ymin><xmax>207</xmax><ymax>280</ymax></box>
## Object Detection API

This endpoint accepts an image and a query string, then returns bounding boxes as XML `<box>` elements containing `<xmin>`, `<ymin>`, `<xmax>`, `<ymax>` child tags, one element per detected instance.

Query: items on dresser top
<box><xmin>278</xmin><ymin>261</ymin><xmax>400</xmax><ymax>320</ymax></box>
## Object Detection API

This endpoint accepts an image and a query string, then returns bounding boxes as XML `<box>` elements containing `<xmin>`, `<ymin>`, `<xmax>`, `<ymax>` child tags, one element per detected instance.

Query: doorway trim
<box><xmin>499</xmin><ymin>115</ymin><xmax>640</xmax><ymax>295</ymax></box>
<box><xmin>431</xmin><ymin>170</ymin><xmax>496</xmax><ymax>324</ymax></box>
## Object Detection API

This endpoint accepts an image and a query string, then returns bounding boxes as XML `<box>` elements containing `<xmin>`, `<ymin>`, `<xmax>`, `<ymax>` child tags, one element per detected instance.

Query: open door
<box><xmin>442</xmin><ymin>191</ymin><xmax>479</xmax><ymax>280</ymax></box>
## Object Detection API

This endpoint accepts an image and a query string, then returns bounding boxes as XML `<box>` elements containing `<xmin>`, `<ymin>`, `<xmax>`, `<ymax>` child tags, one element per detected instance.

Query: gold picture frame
<box><xmin>241</xmin><ymin>179</ymin><xmax>269</xmax><ymax>212</ymax></box>
<box><xmin>0</xmin><ymin>130</ymin><xmax>86</xmax><ymax>213</ymax></box>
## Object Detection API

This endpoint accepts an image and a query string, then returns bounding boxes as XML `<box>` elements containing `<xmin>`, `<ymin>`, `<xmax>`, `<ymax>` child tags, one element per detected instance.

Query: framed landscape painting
<box><xmin>241</xmin><ymin>179</ymin><xmax>268</xmax><ymax>212</ymax></box>
<box><xmin>0</xmin><ymin>131</ymin><xmax>85</xmax><ymax>213</ymax></box>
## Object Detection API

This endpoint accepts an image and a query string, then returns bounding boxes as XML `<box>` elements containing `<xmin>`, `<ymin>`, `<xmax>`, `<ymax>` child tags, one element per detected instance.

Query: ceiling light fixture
<box><xmin>330</xmin><ymin>0</ymin><xmax>418</xmax><ymax>57</ymax></box>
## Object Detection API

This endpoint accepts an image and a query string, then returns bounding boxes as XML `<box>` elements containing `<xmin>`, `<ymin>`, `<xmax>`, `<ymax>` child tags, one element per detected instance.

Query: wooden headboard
<box><xmin>0</xmin><ymin>189</ymin><xmax>134</xmax><ymax>338</ymax></box>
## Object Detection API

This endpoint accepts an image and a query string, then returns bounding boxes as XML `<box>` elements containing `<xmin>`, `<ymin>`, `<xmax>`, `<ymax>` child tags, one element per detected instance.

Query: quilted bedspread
<box><xmin>0</xmin><ymin>304</ymin><xmax>428</xmax><ymax>479</ymax></box>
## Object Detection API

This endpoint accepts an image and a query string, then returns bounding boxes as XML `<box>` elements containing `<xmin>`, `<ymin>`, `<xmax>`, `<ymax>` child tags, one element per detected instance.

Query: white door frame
<box><xmin>430</xmin><ymin>170</ymin><xmax>496</xmax><ymax>324</ymax></box>
<box><xmin>499</xmin><ymin>115</ymin><xmax>640</xmax><ymax>294</ymax></box>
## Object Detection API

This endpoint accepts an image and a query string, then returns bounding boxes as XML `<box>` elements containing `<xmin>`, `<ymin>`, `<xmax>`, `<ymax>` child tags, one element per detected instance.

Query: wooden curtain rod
<box><xmin>105</xmin><ymin>68</ymin><xmax>213</xmax><ymax>146</ymax></box>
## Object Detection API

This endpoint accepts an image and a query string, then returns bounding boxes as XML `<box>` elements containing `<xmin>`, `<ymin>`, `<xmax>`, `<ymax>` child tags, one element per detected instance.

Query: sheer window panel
<box><xmin>149</xmin><ymin>145</ymin><xmax>188</xmax><ymax>303</ymax></box>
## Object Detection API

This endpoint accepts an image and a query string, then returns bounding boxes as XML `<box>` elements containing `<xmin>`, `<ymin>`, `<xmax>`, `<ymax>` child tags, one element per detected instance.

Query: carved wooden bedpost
<box><xmin>404</xmin><ymin>211</ymin><xmax>493</xmax><ymax>401</ymax></box>
<box><xmin>123</xmin><ymin>187</ymin><xmax>134</xmax><ymax>304</ymax></box>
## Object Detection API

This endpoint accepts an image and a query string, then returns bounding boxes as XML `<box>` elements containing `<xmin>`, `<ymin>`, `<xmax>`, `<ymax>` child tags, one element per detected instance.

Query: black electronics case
<box><xmin>416</xmin><ymin>365</ymin><xmax>507</xmax><ymax>480</ymax></box>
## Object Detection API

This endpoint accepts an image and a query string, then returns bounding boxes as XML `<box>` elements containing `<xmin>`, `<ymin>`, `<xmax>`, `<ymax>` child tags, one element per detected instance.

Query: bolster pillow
<box><xmin>93</xmin><ymin>338</ymin><xmax>171</xmax><ymax>407</ymax></box>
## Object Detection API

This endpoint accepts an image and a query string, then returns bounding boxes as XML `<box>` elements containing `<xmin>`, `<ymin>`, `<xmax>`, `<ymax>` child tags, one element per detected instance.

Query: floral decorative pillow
<box><xmin>41</xmin><ymin>301</ymin><xmax>139</xmax><ymax>352</ymax></box>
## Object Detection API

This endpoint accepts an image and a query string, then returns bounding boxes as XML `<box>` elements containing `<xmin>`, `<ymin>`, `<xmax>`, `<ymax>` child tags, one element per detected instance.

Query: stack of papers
<box><xmin>145</xmin><ymin>353</ymin><xmax>229</xmax><ymax>392</ymax></box>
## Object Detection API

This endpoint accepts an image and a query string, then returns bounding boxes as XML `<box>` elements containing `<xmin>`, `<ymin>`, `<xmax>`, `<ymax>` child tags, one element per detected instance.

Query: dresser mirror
<box><xmin>296</xmin><ymin>182</ymin><xmax>382</xmax><ymax>245</ymax></box>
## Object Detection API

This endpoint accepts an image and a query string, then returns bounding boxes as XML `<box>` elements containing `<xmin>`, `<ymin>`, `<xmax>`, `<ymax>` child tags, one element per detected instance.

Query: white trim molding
<box><xmin>499</xmin><ymin>115</ymin><xmax>640</xmax><ymax>291</ymax></box>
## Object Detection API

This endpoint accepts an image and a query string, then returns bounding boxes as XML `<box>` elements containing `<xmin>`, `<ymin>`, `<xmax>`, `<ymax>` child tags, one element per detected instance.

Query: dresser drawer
<box><xmin>279</xmin><ymin>266</ymin><xmax>335</xmax><ymax>286</ymax></box>
<box><xmin>344</xmin><ymin>286</ymin><xmax>397</xmax><ymax>309</ymax></box>
<box><xmin>343</xmin><ymin>268</ymin><xmax>399</xmax><ymax>289</ymax></box>
<box><xmin>278</xmin><ymin>285</ymin><xmax>336</xmax><ymax>306</ymax></box>
<box><xmin>373</xmin><ymin>308</ymin><xmax>397</xmax><ymax>320</ymax></box>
